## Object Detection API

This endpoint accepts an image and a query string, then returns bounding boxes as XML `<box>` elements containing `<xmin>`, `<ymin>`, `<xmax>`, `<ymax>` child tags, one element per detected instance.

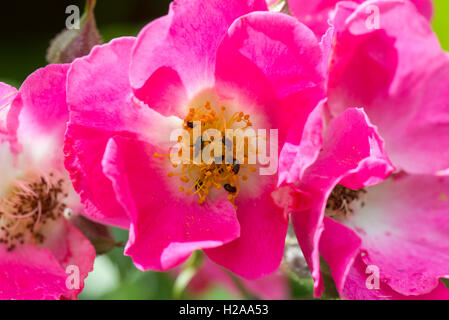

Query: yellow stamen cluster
<box><xmin>155</xmin><ymin>102</ymin><xmax>257</xmax><ymax>208</ymax></box>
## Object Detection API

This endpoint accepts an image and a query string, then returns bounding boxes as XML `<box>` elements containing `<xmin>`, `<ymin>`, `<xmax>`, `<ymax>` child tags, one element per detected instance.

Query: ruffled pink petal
<box><xmin>215</xmin><ymin>11</ymin><xmax>324</xmax><ymax>145</ymax></box>
<box><xmin>0</xmin><ymin>82</ymin><xmax>17</xmax><ymax>139</ymax></box>
<box><xmin>327</xmin><ymin>0</ymin><xmax>448</xmax><ymax>174</ymax></box>
<box><xmin>319</xmin><ymin>217</ymin><xmax>361</xmax><ymax>293</ymax></box>
<box><xmin>288</xmin><ymin>0</ymin><xmax>432</xmax><ymax>38</ymax></box>
<box><xmin>102</xmin><ymin>135</ymin><xmax>240</xmax><ymax>271</ymax></box>
<box><xmin>7</xmin><ymin>64</ymin><xmax>69</xmax><ymax>166</ymax></box>
<box><xmin>278</xmin><ymin>100</ymin><xmax>324</xmax><ymax>185</ymax></box>
<box><xmin>291</xmin><ymin>108</ymin><xmax>393</xmax><ymax>296</ymax></box>
<box><xmin>342</xmin><ymin>255</ymin><xmax>449</xmax><ymax>300</ymax></box>
<box><xmin>318</xmin><ymin>1</ymin><xmax>359</xmax><ymax>77</ymax></box>
<box><xmin>189</xmin><ymin>258</ymin><xmax>289</xmax><ymax>299</ymax></box>
<box><xmin>65</xmin><ymin>37</ymin><xmax>149</xmax><ymax>228</ymax></box>
<box><xmin>130</xmin><ymin>0</ymin><xmax>268</xmax><ymax>110</ymax></box>
<box><xmin>292</xmin><ymin>202</ymin><xmax>325</xmax><ymax>296</ymax></box>
<box><xmin>205</xmin><ymin>174</ymin><xmax>288</xmax><ymax>279</ymax></box>
<box><xmin>289</xmin><ymin>0</ymin><xmax>364</xmax><ymax>37</ymax></box>
<box><xmin>42</xmin><ymin>218</ymin><xmax>96</xmax><ymax>299</ymax></box>
<box><xmin>0</xmin><ymin>244</ymin><xmax>70</xmax><ymax>300</ymax></box>
<box><xmin>128</xmin><ymin>14</ymin><xmax>187</xmax><ymax>118</ymax></box>
<box><xmin>67</xmin><ymin>37</ymin><xmax>150</xmax><ymax>138</ymax></box>
<box><xmin>344</xmin><ymin>174</ymin><xmax>449</xmax><ymax>296</ymax></box>
<box><xmin>65</xmin><ymin>126</ymin><xmax>131</xmax><ymax>228</ymax></box>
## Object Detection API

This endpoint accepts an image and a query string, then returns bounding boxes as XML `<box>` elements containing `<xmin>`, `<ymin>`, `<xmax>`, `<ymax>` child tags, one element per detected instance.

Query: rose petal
<box><xmin>328</xmin><ymin>0</ymin><xmax>448</xmax><ymax>173</ymax></box>
<box><xmin>342</xmin><ymin>255</ymin><xmax>449</xmax><ymax>300</ymax></box>
<box><xmin>0</xmin><ymin>82</ymin><xmax>17</xmax><ymax>139</ymax></box>
<box><xmin>42</xmin><ymin>219</ymin><xmax>95</xmax><ymax>299</ymax></box>
<box><xmin>102</xmin><ymin>135</ymin><xmax>241</xmax><ymax>271</ymax></box>
<box><xmin>65</xmin><ymin>37</ymin><xmax>147</xmax><ymax>228</ymax></box>
<box><xmin>345</xmin><ymin>174</ymin><xmax>449</xmax><ymax>296</ymax></box>
<box><xmin>130</xmin><ymin>0</ymin><xmax>268</xmax><ymax>109</ymax></box>
<box><xmin>0</xmin><ymin>244</ymin><xmax>70</xmax><ymax>300</ymax></box>
<box><xmin>291</xmin><ymin>108</ymin><xmax>393</xmax><ymax>296</ymax></box>
<box><xmin>8</xmin><ymin>64</ymin><xmax>69</xmax><ymax>168</ymax></box>
<box><xmin>205</xmin><ymin>174</ymin><xmax>288</xmax><ymax>279</ymax></box>
<box><xmin>288</xmin><ymin>0</ymin><xmax>432</xmax><ymax>38</ymax></box>
<box><xmin>215</xmin><ymin>11</ymin><xmax>324</xmax><ymax>145</ymax></box>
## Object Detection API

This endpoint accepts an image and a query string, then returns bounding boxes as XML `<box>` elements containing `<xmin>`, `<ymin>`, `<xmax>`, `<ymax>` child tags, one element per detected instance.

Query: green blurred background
<box><xmin>1</xmin><ymin>0</ymin><xmax>447</xmax><ymax>300</ymax></box>
<box><xmin>1</xmin><ymin>0</ymin><xmax>448</xmax><ymax>86</ymax></box>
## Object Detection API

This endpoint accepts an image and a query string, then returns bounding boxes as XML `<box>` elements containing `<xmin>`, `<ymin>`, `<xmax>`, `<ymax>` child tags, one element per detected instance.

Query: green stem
<box><xmin>85</xmin><ymin>0</ymin><xmax>97</xmax><ymax>13</ymax></box>
<box><xmin>173</xmin><ymin>251</ymin><xmax>204</xmax><ymax>299</ymax></box>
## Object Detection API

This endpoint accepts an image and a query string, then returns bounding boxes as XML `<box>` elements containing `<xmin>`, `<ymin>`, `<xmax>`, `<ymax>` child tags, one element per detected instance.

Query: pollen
<box><xmin>154</xmin><ymin>101</ymin><xmax>258</xmax><ymax>209</ymax></box>
<box><xmin>325</xmin><ymin>185</ymin><xmax>367</xmax><ymax>221</ymax></box>
<box><xmin>0</xmin><ymin>173</ymin><xmax>68</xmax><ymax>251</ymax></box>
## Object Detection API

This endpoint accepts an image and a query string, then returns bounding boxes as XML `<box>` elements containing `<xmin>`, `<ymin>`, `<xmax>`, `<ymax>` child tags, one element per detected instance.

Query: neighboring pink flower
<box><xmin>0</xmin><ymin>65</ymin><xmax>95</xmax><ymax>300</ymax></box>
<box><xmin>287</xmin><ymin>0</ymin><xmax>433</xmax><ymax>38</ymax></box>
<box><xmin>279</xmin><ymin>0</ymin><xmax>449</xmax><ymax>299</ymax></box>
<box><xmin>0</xmin><ymin>83</ymin><xmax>17</xmax><ymax>138</ymax></box>
<box><xmin>325</xmin><ymin>0</ymin><xmax>448</xmax><ymax>174</ymax></box>
<box><xmin>179</xmin><ymin>258</ymin><xmax>289</xmax><ymax>300</ymax></box>
<box><xmin>65</xmin><ymin>0</ymin><xmax>324</xmax><ymax>279</ymax></box>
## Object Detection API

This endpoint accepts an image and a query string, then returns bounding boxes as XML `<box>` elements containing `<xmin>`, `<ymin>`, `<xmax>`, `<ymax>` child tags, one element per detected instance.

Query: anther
<box><xmin>153</xmin><ymin>101</ymin><xmax>258</xmax><ymax>207</ymax></box>
<box><xmin>224</xmin><ymin>184</ymin><xmax>237</xmax><ymax>193</ymax></box>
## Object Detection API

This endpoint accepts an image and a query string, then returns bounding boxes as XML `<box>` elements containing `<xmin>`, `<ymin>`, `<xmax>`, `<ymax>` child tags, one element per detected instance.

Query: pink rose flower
<box><xmin>65</xmin><ymin>0</ymin><xmax>324</xmax><ymax>278</ymax></box>
<box><xmin>0</xmin><ymin>65</ymin><xmax>95</xmax><ymax>300</ymax></box>
<box><xmin>279</xmin><ymin>0</ymin><xmax>449</xmax><ymax>299</ymax></box>
<box><xmin>0</xmin><ymin>83</ymin><xmax>17</xmax><ymax>138</ymax></box>
<box><xmin>287</xmin><ymin>0</ymin><xmax>433</xmax><ymax>38</ymax></box>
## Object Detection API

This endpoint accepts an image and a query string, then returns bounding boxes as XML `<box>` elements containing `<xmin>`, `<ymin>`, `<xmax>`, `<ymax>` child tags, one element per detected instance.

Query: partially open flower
<box><xmin>0</xmin><ymin>65</ymin><xmax>95</xmax><ymax>300</ymax></box>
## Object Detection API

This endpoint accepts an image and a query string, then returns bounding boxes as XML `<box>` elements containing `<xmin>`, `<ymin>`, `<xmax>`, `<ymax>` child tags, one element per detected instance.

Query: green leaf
<box><xmin>433</xmin><ymin>0</ymin><xmax>449</xmax><ymax>51</ymax></box>
<box><xmin>320</xmin><ymin>257</ymin><xmax>341</xmax><ymax>299</ymax></box>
